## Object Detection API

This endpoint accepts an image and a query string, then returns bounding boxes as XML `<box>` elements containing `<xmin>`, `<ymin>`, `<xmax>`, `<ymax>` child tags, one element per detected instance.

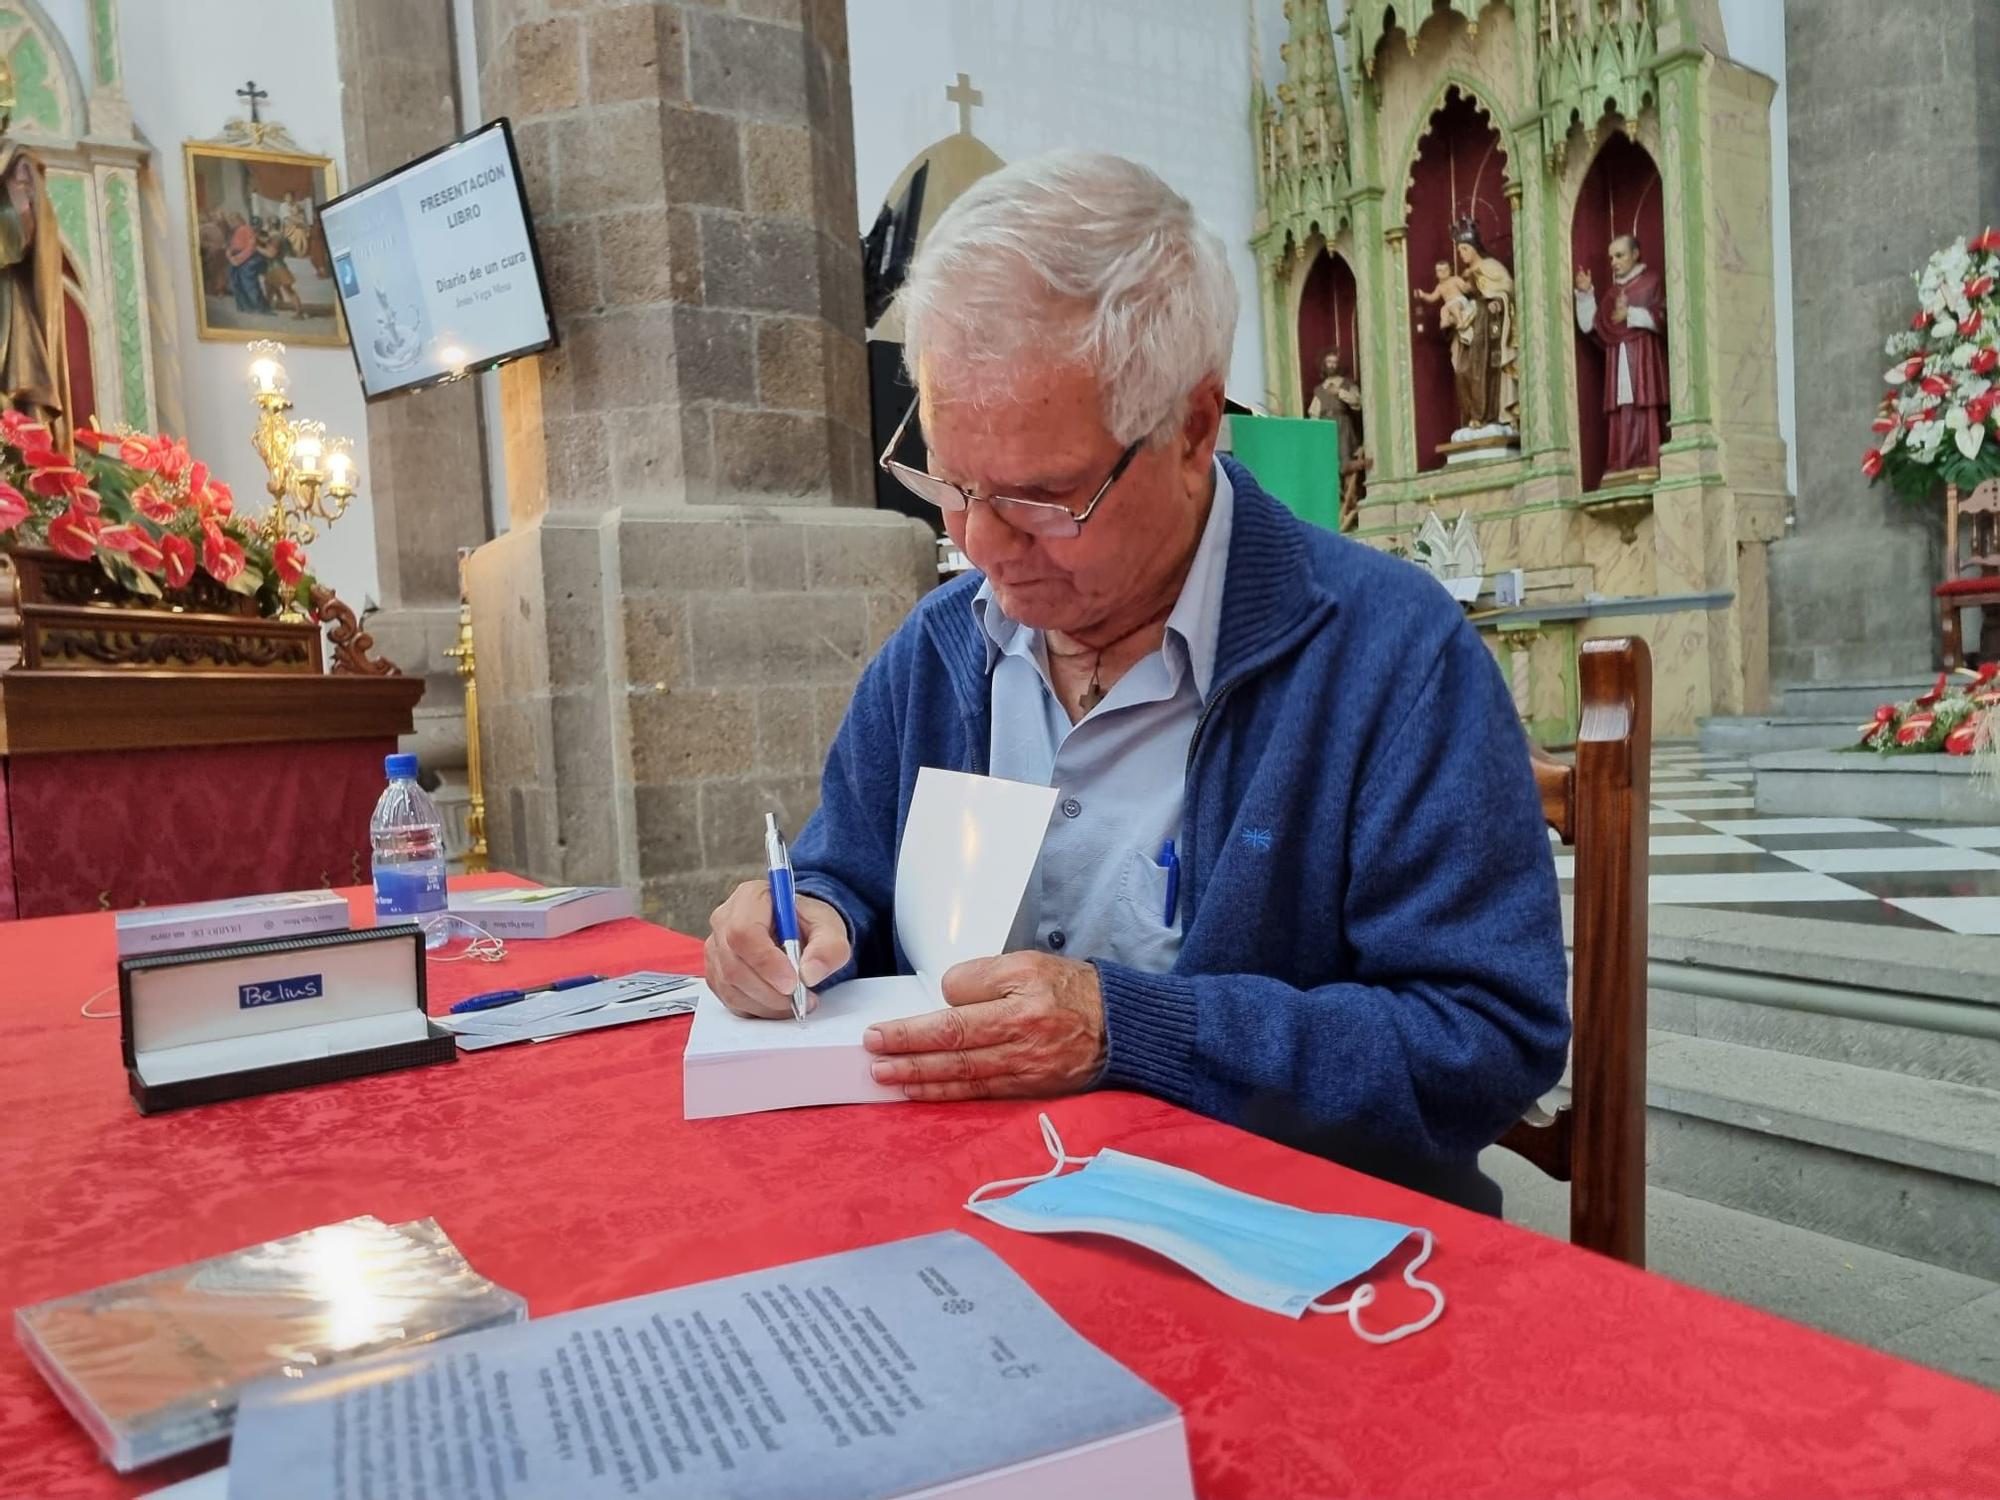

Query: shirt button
<box><xmin>1061</xmin><ymin>798</ymin><xmax>1082</xmax><ymax>819</ymax></box>
<box><xmin>1047</xmin><ymin>929</ymin><xmax>1067</xmax><ymax>951</ymax></box>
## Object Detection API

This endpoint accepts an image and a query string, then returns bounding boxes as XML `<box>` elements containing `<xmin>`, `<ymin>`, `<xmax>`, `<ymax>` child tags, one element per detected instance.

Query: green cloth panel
<box><xmin>1226</xmin><ymin>415</ymin><xmax>1343</xmax><ymax>534</ymax></box>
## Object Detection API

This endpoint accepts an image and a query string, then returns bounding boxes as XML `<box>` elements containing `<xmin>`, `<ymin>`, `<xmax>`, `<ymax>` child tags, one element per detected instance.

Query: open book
<box><xmin>684</xmin><ymin>768</ymin><xmax>1057</xmax><ymax>1120</ymax></box>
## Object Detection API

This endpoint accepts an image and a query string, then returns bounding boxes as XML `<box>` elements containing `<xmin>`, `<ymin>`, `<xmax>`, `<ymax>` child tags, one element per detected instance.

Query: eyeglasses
<box><xmin>876</xmin><ymin>397</ymin><xmax>1142</xmax><ymax>539</ymax></box>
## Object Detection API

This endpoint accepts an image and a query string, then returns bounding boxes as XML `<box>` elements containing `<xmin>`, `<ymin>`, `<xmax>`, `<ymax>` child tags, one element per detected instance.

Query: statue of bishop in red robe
<box><xmin>1573</xmin><ymin>234</ymin><xmax>1667</xmax><ymax>476</ymax></box>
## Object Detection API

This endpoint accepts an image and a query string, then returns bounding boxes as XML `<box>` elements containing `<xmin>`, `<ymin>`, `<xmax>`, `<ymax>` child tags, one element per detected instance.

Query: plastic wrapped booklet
<box><xmin>14</xmin><ymin>1215</ymin><xmax>526</xmax><ymax>1473</ymax></box>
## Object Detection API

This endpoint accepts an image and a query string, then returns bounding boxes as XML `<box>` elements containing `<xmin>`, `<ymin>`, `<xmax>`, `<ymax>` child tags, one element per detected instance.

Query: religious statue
<box><xmin>1573</xmin><ymin>232</ymin><xmax>1667</xmax><ymax>478</ymax></box>
<box><xmin>1414</xmin><ymin>259</ymin><xmax>1476</xmax><ymax>336</ymax></box>
<box><xmin>1306</xmin><ymin>350</ymin><xmax>1368</xmax><ymax>529</ymax></box>
<box><xmin>0</xmin><ymin>141</ymin><xmax>71</xmax><ymax>450</ymax></box>
<box><xmin>1440</xmin><ymin>218</ymin><xmax>1519</xmax><ymax>438</ymax></box>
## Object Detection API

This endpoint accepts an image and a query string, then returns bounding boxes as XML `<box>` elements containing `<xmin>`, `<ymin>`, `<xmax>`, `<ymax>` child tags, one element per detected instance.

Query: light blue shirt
<box><xmin>972</xmin><ymin>460</ymin><xmax>1235</xmax><ymax>973</ymax></box>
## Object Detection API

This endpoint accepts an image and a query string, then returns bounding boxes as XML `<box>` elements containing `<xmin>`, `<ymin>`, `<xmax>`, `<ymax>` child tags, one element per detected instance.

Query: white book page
<box><xmin>684</xmin><ymin>976</ymin><xmax>937</xmax><ymax>1059</ymax></box>
<box><xmin>895</xmin><ymin>767</ymin><xmax>1059</xmax><ymax>979</ymax></box>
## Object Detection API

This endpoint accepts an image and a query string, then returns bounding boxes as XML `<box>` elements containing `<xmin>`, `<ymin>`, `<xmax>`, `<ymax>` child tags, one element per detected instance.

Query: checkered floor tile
<box><xmin>1554</xmin><ymin>748</ymin><xmax>2000</xmax><ymax>936</ymax></box>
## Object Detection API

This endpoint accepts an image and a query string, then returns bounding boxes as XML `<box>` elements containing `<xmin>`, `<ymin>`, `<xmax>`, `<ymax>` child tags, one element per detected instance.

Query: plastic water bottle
<box><xmin>371</xmin><ymin>752</ymin><xmax>448</xmax><ymax>948</ymax></box>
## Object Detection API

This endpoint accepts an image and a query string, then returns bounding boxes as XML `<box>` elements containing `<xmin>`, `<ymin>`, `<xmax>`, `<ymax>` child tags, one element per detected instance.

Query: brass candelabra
<box><xmin>246</xmin><ymin>339</ymin><xmax>359</xmax><ymax>552</ymax></box>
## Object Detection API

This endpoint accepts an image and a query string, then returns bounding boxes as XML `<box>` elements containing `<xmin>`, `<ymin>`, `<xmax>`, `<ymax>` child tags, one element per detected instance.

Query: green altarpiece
<box><xmin>0</xmin><ymin>0</ymin><xmax>157</xmax><ymax>434</ymax></box>
<box><xmin>1251</xmin><ymin>0</ymin><xmax>1789</xmax><ymax>744</ymax></box>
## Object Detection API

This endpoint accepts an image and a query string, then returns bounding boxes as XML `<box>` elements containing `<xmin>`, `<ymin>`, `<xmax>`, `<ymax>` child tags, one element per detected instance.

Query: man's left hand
<box><xmin>1612</xmin><ymin>293</ymin><xmax>1628</xmax><ymax>324</ymax></box>
<box><xmin>863</xmin><ymin>952</ymin><xmax>1107</xmax><ymax>1101</ymax></box>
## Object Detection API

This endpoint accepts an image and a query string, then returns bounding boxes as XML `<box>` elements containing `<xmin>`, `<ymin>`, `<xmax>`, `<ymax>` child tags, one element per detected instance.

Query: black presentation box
<box><xmin>119</xmin><ymin>925</ymin><xmax>454</xmax><ymax>1115</ymax></box>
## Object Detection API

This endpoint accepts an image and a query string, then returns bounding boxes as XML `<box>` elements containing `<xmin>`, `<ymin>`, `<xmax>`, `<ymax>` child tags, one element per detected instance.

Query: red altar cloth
<box><xmin>3</xmin><ymin>739</ymin><xmax>394</xmax><ymax>919</ymax></box>
<box><xmin>4</xmin><ymin>886</ymin><xmax>1999</xmax><ymax>1497</ymax></box>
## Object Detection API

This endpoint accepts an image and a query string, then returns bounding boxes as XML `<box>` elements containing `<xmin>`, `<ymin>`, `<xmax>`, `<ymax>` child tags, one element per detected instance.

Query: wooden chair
<box><xmin>1936</xmin><ymin>479</ymin><xmax>2000</xmax><ymax>670</ymax></box>
<box><xmin>1497</xmin><ymin>636</ymin><xmax>1652</xmax><ymax>1265</ymax></box>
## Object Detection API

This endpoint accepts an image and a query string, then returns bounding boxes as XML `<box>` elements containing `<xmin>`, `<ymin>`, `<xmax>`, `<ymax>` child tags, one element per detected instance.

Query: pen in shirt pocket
<box><xmin>1156</xmin><ymin>840</ymin><xmax>1180</xmax><ymax>926</ymax></box>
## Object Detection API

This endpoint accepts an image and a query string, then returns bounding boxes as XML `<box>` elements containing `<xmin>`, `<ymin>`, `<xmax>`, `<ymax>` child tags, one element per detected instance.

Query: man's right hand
<box><xmin>705</xmin><ymin>880</ymin><xmax>852</xmax><ymax>1019</ymax></box>
<box><xmin>1573</xmin><ymin>269</ymin><xmax>1593</xmax><ymax>293</ymax></box>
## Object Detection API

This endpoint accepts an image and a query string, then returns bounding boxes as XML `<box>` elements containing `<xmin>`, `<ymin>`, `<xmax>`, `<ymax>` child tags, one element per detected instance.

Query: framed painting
<box><xmin>183</xmin><ymin>140</ymin><xmax>346</xmax><ymax>346</ymax></box>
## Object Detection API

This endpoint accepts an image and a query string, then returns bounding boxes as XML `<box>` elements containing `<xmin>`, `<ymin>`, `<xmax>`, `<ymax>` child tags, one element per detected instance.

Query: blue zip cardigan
<box><xmin>793</xmin><ymin>457</ymin><xmax>1569</xmax><ymax>1179</ymax></box>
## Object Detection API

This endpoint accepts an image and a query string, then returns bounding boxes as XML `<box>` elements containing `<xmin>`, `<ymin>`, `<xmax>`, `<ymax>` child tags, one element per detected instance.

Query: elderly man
<box><xmin>706</xmin><ymin>151</ymin><xmax>1566</xmax><ymax>1210</ymax></box>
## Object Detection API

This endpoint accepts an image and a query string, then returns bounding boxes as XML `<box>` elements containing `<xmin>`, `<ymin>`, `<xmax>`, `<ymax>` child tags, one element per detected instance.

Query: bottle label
<box><xmin>374</xmin><ymin>864</ymin><xmax>447</xmax><ymax>918</ymax></box>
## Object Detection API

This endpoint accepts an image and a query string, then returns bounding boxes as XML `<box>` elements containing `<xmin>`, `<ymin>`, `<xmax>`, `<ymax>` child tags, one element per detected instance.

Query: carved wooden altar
<box><xmin>1250</xmin><ymin>0</ymin><xmax>1789</xmax><ymax>745</ymax></box>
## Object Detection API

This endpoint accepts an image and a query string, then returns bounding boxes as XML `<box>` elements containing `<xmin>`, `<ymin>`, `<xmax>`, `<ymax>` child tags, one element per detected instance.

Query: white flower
<box><xmin>1954</xmin><ymin>342</ymin><xmax>1978</xmax><ymax>366</ymax></box>
<box><xmin>1958</xmin><ymin>422</ymin><xmax>1986</xmax><ymax>460</ymax></box>
<box><xmin>1947</xmin><ymin>405</ymin><xmax>1969</xmax><ymax>430</ymax></box>
<box><xmin>1935</xmin><ymin>317</ymin><xmax>1958</xmax><ymax>340</ymax></box>
<box><xmin>1881</xmin><ymin>425</ymin><xmax>1900</xmax><ymax>454</ymax></box>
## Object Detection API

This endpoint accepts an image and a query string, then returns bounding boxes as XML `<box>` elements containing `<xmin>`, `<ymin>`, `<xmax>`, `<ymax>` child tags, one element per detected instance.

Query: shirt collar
<box><xmin>1614</xmin><ymin>262</ymin><xmax>1647</xmax><ymax>285</ymax></box>
<box><xmin>971</xmin><ymin>457</ymin><xmax>1235</xmax><ymax>701</ymax></box>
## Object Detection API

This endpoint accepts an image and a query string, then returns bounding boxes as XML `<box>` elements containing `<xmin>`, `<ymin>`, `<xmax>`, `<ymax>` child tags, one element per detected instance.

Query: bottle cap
<box><xmin>385</xmin><ymin>752</ymin><xmax>420</xmax><ymax>779</ymax></box>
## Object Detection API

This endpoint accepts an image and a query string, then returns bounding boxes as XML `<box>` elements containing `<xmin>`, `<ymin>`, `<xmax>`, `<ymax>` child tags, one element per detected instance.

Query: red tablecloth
<box><xmin>6</xmin><ymin>886</ymin><xmax>2000</xmax><ymax>1498</ymax></box>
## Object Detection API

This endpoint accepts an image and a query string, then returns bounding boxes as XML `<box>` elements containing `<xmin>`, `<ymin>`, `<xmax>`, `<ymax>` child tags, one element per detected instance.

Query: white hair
<box><xmin>896</xmin><ymin>149</ymin><xmax>1238</xmax><ymax>445</ymax></box>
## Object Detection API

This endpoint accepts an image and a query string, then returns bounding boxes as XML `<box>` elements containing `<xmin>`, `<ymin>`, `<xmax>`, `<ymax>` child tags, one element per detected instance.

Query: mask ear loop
<box><xmin>1305</xmin><ymin>1229</ymin><xmax>1445</xmax><ymax>1344</ymax></box>
<box><xmin>424</xmin><ymin>914</ymin><xmax>508</xmax><ymax>963</ymax></box>
<box><xmin>964</xmin><ymin>1112</ymin><xmax>1097</xmax><ymax>1209</ymax></box>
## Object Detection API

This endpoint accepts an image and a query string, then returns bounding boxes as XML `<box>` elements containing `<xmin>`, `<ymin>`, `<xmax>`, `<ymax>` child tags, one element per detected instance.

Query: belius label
<box><xmin>239</xmin><ymin>973</ymin><xmax>325</xmax><ymax>1010</ymax></box>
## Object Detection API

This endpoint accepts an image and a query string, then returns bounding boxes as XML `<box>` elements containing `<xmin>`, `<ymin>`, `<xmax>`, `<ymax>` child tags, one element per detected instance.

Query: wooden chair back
<box><xmin>1948</xmin><ymin>479</ymin><xmax>2000</xmax><ymax>580</ymax></box>
<box><xmin>1497</xmin><ymin>636</ymin><xmax>1652</xmax><ymax>1265</ymax></box>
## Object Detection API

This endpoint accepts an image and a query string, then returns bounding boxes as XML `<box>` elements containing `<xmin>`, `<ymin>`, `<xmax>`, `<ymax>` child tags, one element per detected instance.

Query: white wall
<box><xmin>847</xmin><ymin>0</ymin><xmax>1264</xmax><ymax>403</ymax></box>
<box><xmin>1718</xmin><ymin>0</ymin><xmax>1798</xmax><ymax>498</ymax></box>
<box><xmin>118</xmin><ymin>0</ymin><xmax>380</xmax><ymax>611</ymax></box>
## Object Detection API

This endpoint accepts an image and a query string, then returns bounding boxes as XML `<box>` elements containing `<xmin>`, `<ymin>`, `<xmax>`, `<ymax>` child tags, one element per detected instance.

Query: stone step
<box><xmin>1699</xmin><ymin>714</ymin><xmax>1860</xmax><ymax>758</ymax></box>
<box><xmin>1478</xmin><ymin>1152</ymin><xmax>2000</xmax><ymax>1392</ymax></box>
<box><xmin>1749</xmin><ymin>747</ymin><xmax>1986</xmax><ymax>822</ymax></box>
<box><xmin>1639</xmin><ymin>1031</ymin><xmax>2000</xmax><ymax>1280</ymax></box>
<box><xmin>1776</xmin><ymin>678</ymin><xmax>1938</xmax><ymax>722</ymax></box>
<box><xmin>1648</xmin><ymin>983</ymin><xmax>2000</xmax><ymax>1092</ymax></box>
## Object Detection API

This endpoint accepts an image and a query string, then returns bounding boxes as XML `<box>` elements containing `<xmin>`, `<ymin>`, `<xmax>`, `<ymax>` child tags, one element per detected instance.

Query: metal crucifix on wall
<box><xmin>236</xmin><ymin>80</ymin><xmax>270</xmax><ymax>125</ymax></box>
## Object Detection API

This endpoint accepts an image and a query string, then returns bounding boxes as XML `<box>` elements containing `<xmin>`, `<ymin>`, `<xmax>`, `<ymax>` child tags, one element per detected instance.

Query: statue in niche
<box><xmin>1573</xmin><ymin>232</ymin><xmax>1667</xmax><ymax>479</ymax></box>
<box><xmin>1443</xmin><ymin>218</ymin><xmax>1519</xmax><ymax>438</ymax></box>
<box><xmin>0</xmin><ymin>140</ymin><xmax>72</xmax><ymax>449</ymax></box>
<box><xmin>1306</xmin><ymin>349</ymin><xmax>1368</xmax><ymax>528</ymax></box>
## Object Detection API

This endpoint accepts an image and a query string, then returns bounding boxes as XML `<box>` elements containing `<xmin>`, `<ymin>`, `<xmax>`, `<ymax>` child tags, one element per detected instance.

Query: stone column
<box><xmin>466</xmin><ymin>0</ymin><xmax>935</xmax><ymax>930</ymax></box>
<box><xmin>1772</xmin><ymin>0</ymin><xmax>2000</xmax><ymax>682</ymax></box>
<box><xmin>332</xmin><ymin>0</ymin><xmax>493</xmax><ymax>765</ymax></box>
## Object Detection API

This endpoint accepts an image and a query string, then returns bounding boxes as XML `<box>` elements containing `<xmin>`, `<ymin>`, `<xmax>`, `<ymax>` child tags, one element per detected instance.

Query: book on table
<box><xmin>113</xmin><ymin>889</ymin><xmax>351</xmax><ymax>957</ymax></box>
<box><xmin>14</xmin><ymin>1216</ymin><xmax>525</xmax><ymax>1472</ymax></box>
<box><xmin>446</xmin><ymin>884</ymin><xmax>636</xmax><ymax>939</ymax></box>
<box><xmin>225</xmin><ymin>1230</ymin><xmax>1194</xmax><ymax>1500</ymax></box>
<box><xmin>683</xmin><ymin>768</ymin><xmax>1057</xmax><ymax>1119</ymax></box>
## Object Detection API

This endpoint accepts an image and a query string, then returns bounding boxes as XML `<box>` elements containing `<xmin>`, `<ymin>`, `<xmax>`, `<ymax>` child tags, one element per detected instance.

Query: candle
<box><xmin>249</xmin><ymin>356</ymin><xmax>285</xmax><ymax>395</ymax></box>
<box><xmin>326</xmin><ymin>450</ymin><xmax>355</xmax><ymax>491</ymax></box>
<box><xmin>292</xmin><ymin>432</ymin><xmax>324</xmax><ymax>478</ymax></box>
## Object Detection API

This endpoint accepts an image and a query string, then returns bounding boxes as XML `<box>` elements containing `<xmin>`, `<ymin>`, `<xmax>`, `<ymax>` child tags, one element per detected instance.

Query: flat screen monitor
<box><xmin>317</xmin><ymin>118</ymin><xmax>554</xmax><ymax>401</ymax></box>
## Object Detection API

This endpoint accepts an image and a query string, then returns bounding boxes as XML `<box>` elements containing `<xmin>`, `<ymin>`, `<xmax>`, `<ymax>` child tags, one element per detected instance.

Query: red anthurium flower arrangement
<box><xmin>1858</xmin><ymin>667</ymin><xmax>1993</xmax><ymax>757</ymax></box>
<box><xmin>0</xmin><ymin>420</ymin><xmax>314</xmax><ymax>615</ymax></box>
<box><xmin>1868</xmin><ymin>231</ymin><xmax>2000</xmax><ymax>503</ymax></box>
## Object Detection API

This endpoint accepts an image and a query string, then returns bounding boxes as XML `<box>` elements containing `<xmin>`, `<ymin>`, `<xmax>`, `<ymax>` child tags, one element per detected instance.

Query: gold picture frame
<box><xmin>183</xmin><ymin>139</ymin><xmax>346</xmax><ymax>347</ymax></box>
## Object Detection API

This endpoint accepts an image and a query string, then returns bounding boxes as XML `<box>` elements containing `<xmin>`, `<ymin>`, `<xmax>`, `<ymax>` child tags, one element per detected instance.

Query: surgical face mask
<box><xmin>965</xmin><ymin>1115</ymin><xmax>1444</xmax><ymax>1344</ymax></box>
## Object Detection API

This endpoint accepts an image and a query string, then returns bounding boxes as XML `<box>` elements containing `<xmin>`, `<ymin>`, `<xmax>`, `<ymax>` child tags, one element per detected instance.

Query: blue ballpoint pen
<box><xmin>1156</xmin><ymin>840</ymin><xmax>1180</xmax><ymax>926</ymax></box>
<box><xmin>765</xmin><ymin>813</ymin><xmax>810</xmax><ymax>1022</ymax></box>
<box><xmin>449</xmin><ymin>973</ymin><xmax>605</xmax><ymax>1015</ymax></box>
